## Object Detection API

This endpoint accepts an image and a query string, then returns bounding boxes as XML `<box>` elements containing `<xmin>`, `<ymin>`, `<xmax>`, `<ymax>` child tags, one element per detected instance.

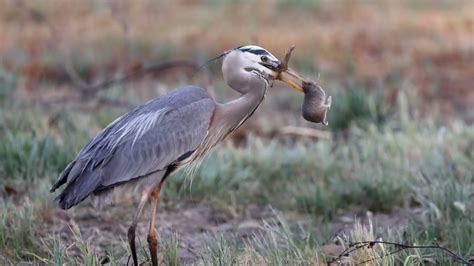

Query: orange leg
<box><xmin>148</xmin><ymin>180</ymin><xmax>164</xmax><ymax>266</ymax></box>
<box><xmin>127</xmin><ymin>188</ymin><xmax>151</xmax><ymax>266</ymax></box>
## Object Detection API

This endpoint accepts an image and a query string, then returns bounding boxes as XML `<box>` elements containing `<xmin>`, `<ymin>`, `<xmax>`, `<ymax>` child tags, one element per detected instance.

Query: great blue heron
<box><xmin>50</xmin><ymin>45</ymin><xmax>313</xmax><ymax>265</ymax></box>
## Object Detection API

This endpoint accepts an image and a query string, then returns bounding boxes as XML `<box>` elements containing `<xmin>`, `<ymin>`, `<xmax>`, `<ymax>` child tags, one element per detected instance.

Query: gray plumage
<box><xmin>50</xmin><ymin>45</ymin><xmax>291</xmax><ymax>211</ymax></box>
<box><xmin>51</xmin><ymin>86</ymin><xmax>215</xmax><ymax>209</ymax></box>
<box><xmin>50</xmin><ymin>45</ymin><xmax>314</xmax><ymax>266</ymax></box>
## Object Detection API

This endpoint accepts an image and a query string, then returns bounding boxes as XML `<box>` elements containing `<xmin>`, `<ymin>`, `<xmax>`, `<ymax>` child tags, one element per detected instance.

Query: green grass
<box><xmin>0</xmin><ymin>130</ymin><xmax>73</xmax><ymax>181</ymax></box>
<box><xmin>0</xmin><ymin>202</ymin><xmax>37</xmax><ymax>262</ymax></box>
<box><xmin>0</xmin><ymin>69</ymin><xmax>16</xmax><ymax>104</ymax></box>
<box><xmin>2</xmin><ymin>113</ymin><xmax>472</xmax><ymax>264</ymax></box>
<box><xmin>165</xmin><ymin>121</ymin><xmax>472</xmax><ymax>219</ymax></box>
<box><xmin>0</xmin><ymin>1</ymin><xmax>472</xmax><ymax>263</ymax></box>
<box><xmin>162</xmin><ymin>234</ymin><xmax>180</xmax><ymax>266</ymax></box>
<box><xmin>0</xmin><ymin>79</ymin><xmax>472</xmax><ymax>264</ymax></box>
<box><xmin>327</xmin><ymin>81</ymin><xmax>390</xmax><ymax>133</ymax></box>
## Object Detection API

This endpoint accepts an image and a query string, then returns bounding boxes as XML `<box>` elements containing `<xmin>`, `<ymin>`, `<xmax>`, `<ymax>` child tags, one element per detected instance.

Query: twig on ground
<box><xmin>328</xmin><ymin>240</ymin><xmax>472</xmax><ymax>265</ymax></box>
<box><xmin>69</xmin><ymin>60</ymin><xmax>201</xmax><ymax>98</ymax></box>
<box><xmin>18</xmin><ymin>1</ymin><xmax>207</xmax><ymax>102</ymax></box>
<box><xmin>279</xmin><ymin>126</ymin><xmax>332</xmax><ymax>139</ymax></box>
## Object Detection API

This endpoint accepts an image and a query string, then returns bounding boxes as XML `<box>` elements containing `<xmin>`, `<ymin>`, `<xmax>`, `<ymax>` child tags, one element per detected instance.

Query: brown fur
<box><xmin>301</xmin><ymin>81</ymin><xmax>332</xmax><ymax>125</ymax></box>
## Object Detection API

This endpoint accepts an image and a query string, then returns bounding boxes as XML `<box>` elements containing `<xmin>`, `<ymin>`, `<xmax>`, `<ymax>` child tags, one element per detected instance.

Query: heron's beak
<box><xmin>278</xmin><ymin>68</ymin><xmax>308</xmax><ymax>92</ymax></box>
<box><xmin>259</xmin><ymin>60</ymin><xmax>308</xmax><ymax>92</ymax></box>
<box><xmin>259</xmin><ymin>60</ymin><xmax>280</xmax><ymax>72</ymax></box>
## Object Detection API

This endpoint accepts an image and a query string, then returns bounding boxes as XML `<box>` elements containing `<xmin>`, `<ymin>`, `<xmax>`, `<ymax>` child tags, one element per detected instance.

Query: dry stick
<box><xmin>357</xmin><ymin>246</ymin><xmax>412</xmax><ymax>265</ymax></box>
<box><xmin>20</xmin><ymin>2</ymin><xmax>90</xmax><ymax>92</ymax></box>
<box><xmin>18</xmin><ymin>2</ymin><xmax>89</xmax><ymax>93</ymax></box>
<box><xmin>20</xmin><ymin>2</ymin><xmax>205</xmax><ymax>102</ymax></box>
<box><xmin>328</xmin><ymin>240</ymin><xmax>472</xmax><ymax>265</ymax></box>
<box><xmin>275</xmin><ymin>46</ymin><xmax>310</xmax><ymax>85</ymax></box>
<box><xmin>276</xmin><ymin>46</ymin><xmax>295</xmax><ymax>78</ymax></box>
<box><xmin>63</xmin><ymin>50</ymin><xmax>202</xmax><ymax>101</ymax></box>
<box><xmin>74</xmin><ymin>60</ymin><xmax>201</xmax><ymax>96</ymax></box>
<box><xmin>271</xmin><ymin>46</ymin><xmax>295</xmax><ymax>88</ymax></box>
<box><xmin>279</xmin><ymin>126</ymin><xmax>331</xmax><ymax>139</ymax></box>
<box><xmin>357</xmin><ymin>241</ymin><xmax>469</xmax><ymax>265</ymax></box>
<box><xmin>66</xmin><ymin>59</ymin><xmax>206</xmax><ymax>103</ymax></box>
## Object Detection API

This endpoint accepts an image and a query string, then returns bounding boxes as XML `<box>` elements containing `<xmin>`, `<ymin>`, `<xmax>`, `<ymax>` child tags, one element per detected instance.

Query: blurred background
<box><xmin>0</xmin><ymin>0</ymin><xmax>473</xmax><ymax>264</ymax></box>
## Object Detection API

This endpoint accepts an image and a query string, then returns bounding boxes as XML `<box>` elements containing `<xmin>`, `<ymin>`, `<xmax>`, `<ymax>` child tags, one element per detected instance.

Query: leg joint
<box><xmin>147</xmin><ymin>234</ymin><xmax>158</xmax><ymax>246</ymax></box>
<box><xmin>128</xmin><ymin>224</ymin><xmax>136</xmax><ymax>241</ymax></box>
<box><xmin>150</xmin><ymin>182</ymin><xmax>164</xmax><ymax>198</ymax></box>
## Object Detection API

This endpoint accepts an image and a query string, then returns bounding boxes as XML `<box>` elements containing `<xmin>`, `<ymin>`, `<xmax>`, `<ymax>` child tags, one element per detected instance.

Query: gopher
<box><xmin>301</xmin><ymin>81</ymin><xmax>332</xmax><ymax>125</ymax></box>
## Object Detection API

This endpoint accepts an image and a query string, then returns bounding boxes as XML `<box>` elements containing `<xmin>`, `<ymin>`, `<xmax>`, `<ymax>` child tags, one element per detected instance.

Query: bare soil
<box><xmin>45</xmin><ymin>199</ymin><xmax>413</xmax><ymax>264</ymax></box>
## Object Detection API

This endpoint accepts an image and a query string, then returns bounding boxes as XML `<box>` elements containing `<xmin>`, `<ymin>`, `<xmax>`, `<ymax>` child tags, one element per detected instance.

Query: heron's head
<box><xmin>222</xmin><ymin>45</ymin><xmax>306</xmax><ymax>93</ymax></box>
<box><xmin>222</xmin><ymin>45</ymin><xmax>280</xmax><ymax>83</ymax></box>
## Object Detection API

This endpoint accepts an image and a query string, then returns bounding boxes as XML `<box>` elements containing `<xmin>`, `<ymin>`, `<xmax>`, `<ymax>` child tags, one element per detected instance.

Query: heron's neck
<box><xmin>213</xmin><ymin>79</ymin><xmax>267</xmax><ymax>136</ymax></box>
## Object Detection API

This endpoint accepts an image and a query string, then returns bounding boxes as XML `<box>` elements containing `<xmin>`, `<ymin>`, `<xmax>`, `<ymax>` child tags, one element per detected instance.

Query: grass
<box><xmin>327</xmin><ymin>81</ymin><xmax>389</xmax><ymax>133</ymax></box>
<box><xmin>0</xmin><ymin>1</ymin><xmax>473</xmax><ymax>263</ymax></box>
<box><xmin>0</xmin><ymin>130</ymin><xmax>72</xmax><ymax>180</ymax></box>
<box><xmin>0</xmin><ymin>79</ymin><xmax>472</xmax><ymax>265</ymax></box>
<box><xmin>1</xmin><ymin>0</ymin><xmax>472</xmax><ymax>123</ymax></box>
<box><xmin>162</xmin><ymin>234</ymin><xmax>180</xmax><ymax>266</ymax></box>
<box><xmin>0</xmin><ymin>202</ymin><xmax>37</xmax><ymax>262</ymax></box>
<box><xmin>167</xmin><ymin>118</ymin><xmax>473</xmax><ymax>220</ymax></box>
<box><xmin>2</xmin><ymin>100</ymin><xmax>472</xmax><ymax>264</ymax></box>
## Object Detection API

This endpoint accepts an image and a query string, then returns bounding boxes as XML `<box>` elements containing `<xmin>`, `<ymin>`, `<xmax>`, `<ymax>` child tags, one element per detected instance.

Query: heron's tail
<box><xmin>54</xmin><ymin>165</ymin><xmax>102</xmax><ymax>210</ymax></box>
<box><xmin>50</xmin><ymin>161</ymin><xmax>75</xmax><ymax>192</ymax></box>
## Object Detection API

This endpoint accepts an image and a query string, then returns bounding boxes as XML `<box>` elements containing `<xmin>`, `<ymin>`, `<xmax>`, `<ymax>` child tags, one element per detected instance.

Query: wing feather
<box><xmin>51</xmin><ymin>86</ymin><xmax>215</xmax><ymax>209</ymax></box>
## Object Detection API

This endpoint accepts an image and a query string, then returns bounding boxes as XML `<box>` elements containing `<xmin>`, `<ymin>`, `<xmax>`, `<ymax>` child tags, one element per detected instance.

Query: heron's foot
<box><xmin>147</xmin><ymin>231</ymin><xmax>159</xmax><ymax>266</ymax></box>
<box><xmin>128</xmin><ymin>225</ymin><xmax>139</xmax><ymax>266</ymax></box>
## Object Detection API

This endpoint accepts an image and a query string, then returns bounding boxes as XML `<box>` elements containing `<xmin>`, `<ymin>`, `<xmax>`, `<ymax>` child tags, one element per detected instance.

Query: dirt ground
<box><xmin>45</xmin><ymin>199</ymin><xmax>413</xmax><ymax>264</ymax></box>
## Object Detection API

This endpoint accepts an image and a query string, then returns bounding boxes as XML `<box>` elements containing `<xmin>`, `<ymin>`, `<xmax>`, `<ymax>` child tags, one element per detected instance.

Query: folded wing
<box><xmin>51</xmin><ymin>86</ymin><xmax>215</xmax><ymax>209</ymax></box>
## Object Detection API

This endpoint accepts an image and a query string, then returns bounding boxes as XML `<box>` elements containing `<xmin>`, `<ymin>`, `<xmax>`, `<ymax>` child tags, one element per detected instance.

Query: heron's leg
<box><xmin>148</xmin><ymin>180</ymin><xmax>164</xmax><ymax>266</ymax></box>
<box><xmin>127</xmin><ymin>188</ymin><xmax>151</xmax><ymax>266</ymax></box>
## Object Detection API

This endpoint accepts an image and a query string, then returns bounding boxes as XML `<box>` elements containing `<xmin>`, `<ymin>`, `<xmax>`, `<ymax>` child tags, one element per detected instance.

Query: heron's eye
<box><xmin>260</xmin><ymin>56</ymin><xmax>268</xmax><ymax>62</ymax></box>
